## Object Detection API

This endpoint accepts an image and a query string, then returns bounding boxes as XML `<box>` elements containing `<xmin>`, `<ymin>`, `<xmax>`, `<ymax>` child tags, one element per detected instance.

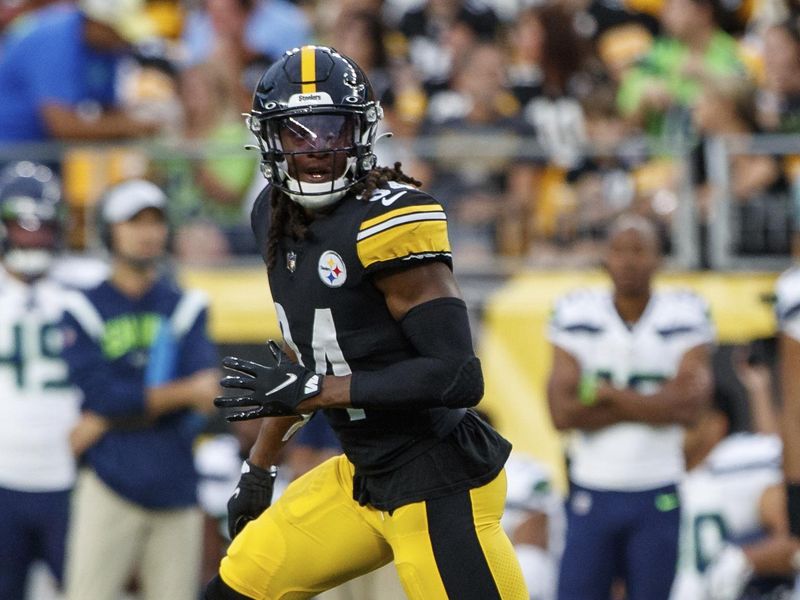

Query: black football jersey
<box><xmin>251</xmin><ymin>182</ymin><xmax>469</xmax><ymax>475</ymax></box>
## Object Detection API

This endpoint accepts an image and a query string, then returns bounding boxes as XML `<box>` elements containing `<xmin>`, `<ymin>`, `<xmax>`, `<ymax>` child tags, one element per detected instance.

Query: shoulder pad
<box><xmin>654</xmin><ymin>289</ymin><xmax>714</xmax><ymax>324</ymax></box>
<box><xmin>356</xmin><ymin>184</ymin><xmax>451</xmax><ymax>272</ymax></box>
<box><xmin>550</xmin><ymin>289</ymin><xmax>608</xmax><ymax>328</ymax></box>
<box><xmin>707</xmin><ymin>433</ymin><xmax>782</xmax><ymax>474</ymax></box>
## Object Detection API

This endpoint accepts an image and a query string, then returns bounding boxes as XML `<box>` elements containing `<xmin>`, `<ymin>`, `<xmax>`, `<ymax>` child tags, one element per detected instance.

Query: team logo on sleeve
<box><xmin>318</xmin><ymin>251</ymin><xmax>347</xmax><ymax>287</ymax></box>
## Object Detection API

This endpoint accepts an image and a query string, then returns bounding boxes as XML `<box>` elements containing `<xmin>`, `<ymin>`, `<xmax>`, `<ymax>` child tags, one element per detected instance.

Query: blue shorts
<box><xmin>557</xmin><ymin>482</ymin><xmax>681</xmax><ymax>600</ymax></box>
<box><xmin>0</xmin><ymin>485</ymin><xmax>70</xmax><ymax>599</ymax></box>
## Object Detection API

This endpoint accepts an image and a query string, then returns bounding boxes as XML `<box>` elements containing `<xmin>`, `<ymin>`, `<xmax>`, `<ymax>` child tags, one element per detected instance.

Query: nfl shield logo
<box><xmin>286</xmin><ymin>251</ymin><xmax>297</xmax><ymax>273</ymax></box>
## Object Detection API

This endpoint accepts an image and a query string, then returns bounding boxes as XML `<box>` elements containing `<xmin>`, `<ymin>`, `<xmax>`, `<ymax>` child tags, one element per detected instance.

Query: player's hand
<box><xmin>704</xmin><ymin>544</ymin><xmax>753</xmax><ymax>600</ymax></box>
<box><xmin>214</xmin><ymin>341</ymin><xmax>322</xmax><ymax>421</ymax></box>
<box><xmin>69</xmin><ymin>411</ymin><xmax>110</xmax><ymax>457</ymax></box>
<box><xmin>227</xmin><ymin>460</ymin><xmax>277</xmax><ymax>539</ymax></box>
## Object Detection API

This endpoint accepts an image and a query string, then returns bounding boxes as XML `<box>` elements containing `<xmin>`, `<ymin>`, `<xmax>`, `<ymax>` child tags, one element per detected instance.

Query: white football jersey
<box><xmin>548</xmin><ymin>288</ymin><xmax>715</xmax><ymax>490</ymax></box>
<box><xmin>776</xmin><ymin>266</ymin><xmax>800</xmax><ymax>341</ymax></box>
<box><xmin>0</xmin><ymin>269</ymin><xmax>81</xmax><ymax>491</ymax></box>
<box><xmin>670</xmin><ymin>434</ymin><xmax>783</xmax><ymax>600</ymax></box>
<box><xmin>502</xmin><ymin>452</ymin><xmax>566</xmax><ymax>560</ymax></box>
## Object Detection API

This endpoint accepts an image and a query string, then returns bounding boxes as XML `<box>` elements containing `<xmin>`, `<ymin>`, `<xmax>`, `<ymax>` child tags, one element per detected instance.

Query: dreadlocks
<box><xmin>265</xmin><ymin>162</ymin><xmax>422</xmax><ymax>271</ymax></box>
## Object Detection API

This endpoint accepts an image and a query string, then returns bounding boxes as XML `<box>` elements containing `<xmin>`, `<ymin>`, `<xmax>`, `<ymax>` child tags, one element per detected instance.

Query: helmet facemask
<box><xmin>249</xmin><ymin>105</ymin><xmax>382</xmax><ymax>210</ymax></box>
<box><xmin>0</xmin><ymin>161</ymin><xmax>62</xmax><ymax>281</ymax></box>
<box><xmin>1</xmin><ymin>196</ymin><xmax>60</xmax><ymax>280</ymax></box>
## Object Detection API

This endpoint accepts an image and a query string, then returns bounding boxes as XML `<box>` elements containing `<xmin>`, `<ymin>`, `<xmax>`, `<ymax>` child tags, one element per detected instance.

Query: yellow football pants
<box><xmin>219</xmin><ymin>454</ymin><xmax>528</xmax><ymax>600</ymax></box>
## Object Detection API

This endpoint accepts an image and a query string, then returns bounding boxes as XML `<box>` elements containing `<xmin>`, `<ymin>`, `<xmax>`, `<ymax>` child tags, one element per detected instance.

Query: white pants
<box><xmin>65</xmin><ymin>469</ymin><xmax>202</xmax><ymax>600</ymax></box>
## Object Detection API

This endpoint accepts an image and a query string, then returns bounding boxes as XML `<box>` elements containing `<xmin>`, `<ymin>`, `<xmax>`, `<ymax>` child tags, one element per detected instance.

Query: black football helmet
<box><xmin>0</xmin><ymin>161</ymin><xmax>62</xmax><ymax>279</ymax></box>
<box><xmin>247</xmin><ymin>45</ymin><xmax>383</xmax><ymax>209</ymax></box>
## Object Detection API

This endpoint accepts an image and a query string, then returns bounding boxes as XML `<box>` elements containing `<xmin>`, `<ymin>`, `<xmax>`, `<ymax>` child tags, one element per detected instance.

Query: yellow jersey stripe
<box><xmin>301</xmin><ymin>46</ymin><xmax>316</xmax><ymax>93</ymax></box>
<box><xmin>357</xmin><ymin>219</ymin><xmax>450</xmax><ymax>268</ymax></box>
<box><xmin>360</xmin><ymin>204</ymin><xmax>444</xmax><ymax>231</ymax></box>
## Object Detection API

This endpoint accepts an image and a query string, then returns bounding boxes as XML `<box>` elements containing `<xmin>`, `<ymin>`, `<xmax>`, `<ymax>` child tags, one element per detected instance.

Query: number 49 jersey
<box><xmin>251</xmin><ymin>183</ymin><xmax>457</xmax><ymax>475</ymax></box>
<box><xmin>548</xmin><ymin>288</ymin><xmax>715</xmax><ymax>490</ymax></box>
<box><xmin>0</xmin><ymin>271</ymin><xmax>80</xmax><ymax>492</ymax></box>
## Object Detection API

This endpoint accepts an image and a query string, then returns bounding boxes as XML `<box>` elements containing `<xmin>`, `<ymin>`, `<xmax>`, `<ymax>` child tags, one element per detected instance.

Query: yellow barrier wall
<box><xmin>478</xmin><ymin>270</ymin><xmax>780</xmax><ymax>491</ymax></box>
<box><xmin>179</xmin><ymin>266</ymin><xmax>281</xmax><ymax>343</ymax></box>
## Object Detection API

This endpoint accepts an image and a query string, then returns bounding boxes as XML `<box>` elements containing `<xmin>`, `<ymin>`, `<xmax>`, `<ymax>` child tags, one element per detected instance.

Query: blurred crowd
<box><xmin>1</xmin><ymin>0</ymin><xmax>799</xmax><ymax>268</ymax></box>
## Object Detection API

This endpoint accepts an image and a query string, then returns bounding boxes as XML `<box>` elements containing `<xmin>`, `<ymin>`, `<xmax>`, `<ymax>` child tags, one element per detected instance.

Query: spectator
<box><xmin>398</xmin><ymin>0</ymin><xmax>500</xmax><ymax>95</ymax></box>
<box><xmin>758</xmin><ymin>18</ymin><xmax>800</xmax><ymax>133</ymax></box>
<box><xmin>0</xmin><ymin>0</ymin><xmax>162</xmax><ymax>155</ymax></box>
<box><xmin>691</xmin><ymin>77</ymin><xmax>788</xmax><ymax>257</ymax></box>
<box><xmin>181</xmin><ymin>0</ymin><xmax>310</xmax><ymax>68</ymax></box>
<box><xmin>161</xmin><ymin>60</ymin><xmax>259</xmax><ymax>263</ymax></box>
<box><xmin>0</xmin><ymin>0</ymin><xmax>63</xmax><ymax>35</ymax></box>
<box><xmin>0</xmin><ymin>162</ymin><xmax>80</xmax><ymax>600</ymax></box>
<box><xmin>60</xmin><ymin>178</ymin><xmax>220</xmax><ymax>600</ymax></box>
<box><xmin>326</xmin><ymin>9</ymin><xmax>426</xmax><ymax>176</ymax></box>
<box><xmin>508</xmin><ymin>4</ymin><xmax>591</xmax><ymax>170</ymax></box>
<box><xmin>553</xmin><ymin>84</ymin><xmax>642</xmax><ymax>261</ymax></box>
<box><xmin>617</xmin><ymin>0</ymin><xmax>746</xmax><ymax>140</ymax></box>
<box><xmin>547</xmin><ymin>214</ymin><xmax>714</xmax><ymax>600</ymax></box>
<box><xmin>418</xmin><ymin>43</ymin><xmax>540</xmax><ymax>259</ymax></box>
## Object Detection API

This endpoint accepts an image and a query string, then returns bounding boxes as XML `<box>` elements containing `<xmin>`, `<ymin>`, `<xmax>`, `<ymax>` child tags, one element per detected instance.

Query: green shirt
<box><xmin>618</xmin><ymin>31</ymin><xmax>745</xmax><ymax>137</ymax></box>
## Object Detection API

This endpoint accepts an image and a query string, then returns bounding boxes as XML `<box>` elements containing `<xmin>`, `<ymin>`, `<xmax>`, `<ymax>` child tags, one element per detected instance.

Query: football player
<box><xmin>0</xmin><ymin>161</ymin><xmax>80</xmax><ymax>599</ymax></box>
<box><xmin>205</xmin><ymin>45</ymin><xmax>528</xmax><ymax>600</ymax></box>
<box><xmin>547</xmin><ymin>214</ymin><xmax>715</xmax><ymax>600</ymax></box>
<box><xmin>671</xmin><ymin>387</ymin><xmax>799</xmax><ymax>600</ymax></box>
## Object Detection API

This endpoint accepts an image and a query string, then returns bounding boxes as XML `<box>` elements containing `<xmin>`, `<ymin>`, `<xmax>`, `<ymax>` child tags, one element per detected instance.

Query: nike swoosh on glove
<box><xmin>214</xmin><ymin>341</ymin><xmax>322</xmax><ymax>422</ymax></box>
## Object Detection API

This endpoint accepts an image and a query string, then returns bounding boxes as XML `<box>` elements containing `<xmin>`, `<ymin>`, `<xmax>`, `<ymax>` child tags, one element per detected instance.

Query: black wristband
<box><xmin>788</xmin><ymin>482</ymin><xmax>800</xmax><ymax>536</ymax></box>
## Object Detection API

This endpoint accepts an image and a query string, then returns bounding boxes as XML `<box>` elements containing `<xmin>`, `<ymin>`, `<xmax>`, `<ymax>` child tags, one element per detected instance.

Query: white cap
<box><xmin>102</xmin><ymin>179</ymin><xmax>167</xmax><ymax>224</ymax></box>
<box><xmin>79</xmin><ymin>0</ymin><xmax>155</xmax><ymax>43</ymax></box>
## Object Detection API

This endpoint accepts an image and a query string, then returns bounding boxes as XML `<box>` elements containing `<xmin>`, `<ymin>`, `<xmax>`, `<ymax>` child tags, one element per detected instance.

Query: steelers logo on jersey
<box><xmin>318</xmin><ymin>250</ymin><xmax>347</xmax><ymax>287</ymax></box>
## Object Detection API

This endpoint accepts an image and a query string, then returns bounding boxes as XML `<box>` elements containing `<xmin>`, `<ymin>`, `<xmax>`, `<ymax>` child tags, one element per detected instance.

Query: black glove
<box><xmin>227</xmin><ymin>460</ymin><xmax>277</xmax><ymax>539</ymax></box>
<box><xmin>214</xmin><ymin>341</ymin><xmax>322</xmax><ymax>422</ymax></box>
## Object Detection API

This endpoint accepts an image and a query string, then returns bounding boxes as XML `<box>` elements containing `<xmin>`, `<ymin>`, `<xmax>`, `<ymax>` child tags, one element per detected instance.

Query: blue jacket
<box><xmin>0</xmin><ymin>7</ymin><xmax>120</xmax><ymax>142</ymax></box>
<box><xmin>61</xmin><ymin>276</ymin><xmax>218</xmax><ymax>508</ymax></box>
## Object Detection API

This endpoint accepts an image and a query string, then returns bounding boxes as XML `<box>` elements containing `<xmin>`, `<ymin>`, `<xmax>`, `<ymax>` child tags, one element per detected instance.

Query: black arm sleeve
<box><xmin>349</xmin><ymin>297</ymin><xmax>484</xmax><ymax>409</ymax></box>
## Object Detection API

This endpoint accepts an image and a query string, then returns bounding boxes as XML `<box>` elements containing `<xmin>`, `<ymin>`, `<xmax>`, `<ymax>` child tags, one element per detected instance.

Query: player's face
<box><xmin>605</xmin><ymin>228</ymin><xmax>660</xmax><ymax>297</ymax></box>
<box><xmin>111</xmin><ymin>208</ymin><xmax>168</xmax><ymax>263</ymax></box>
<box><xmin>277</xmin><ymin>115</ymin><xmax>355</xmax><ymax>184</ymax></box>
<box><xmin>4</xmin><ymin>220</ymin><xmax>58</xmax><ymax>250</ymax></box>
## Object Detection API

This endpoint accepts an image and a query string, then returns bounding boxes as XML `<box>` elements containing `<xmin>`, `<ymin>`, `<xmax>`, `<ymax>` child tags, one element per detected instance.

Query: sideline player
<box><xmin>547</xmin><ymin>214</ymin><xmax>715</xmax><ymax>600</ymax></box>
<box><xmin>205</xmin><ymin>45</ymin><xmax>527</xmax><ymax>600</ymax></box>
<box><xmin>671</xmin><ymin>387</ymin><xmax>798</xmax><ymax>600</ymax></box>
<box><xmin>0</xmin><ymin>161</ymin><xmax>80</xmax><ymax>599</ymax></box>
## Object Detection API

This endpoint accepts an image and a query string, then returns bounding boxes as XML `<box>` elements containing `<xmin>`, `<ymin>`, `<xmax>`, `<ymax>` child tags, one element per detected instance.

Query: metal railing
<box><xmin>1</xmin><ymin>132</ymin><xmax>796</xmax><ymax>273</ymax></box>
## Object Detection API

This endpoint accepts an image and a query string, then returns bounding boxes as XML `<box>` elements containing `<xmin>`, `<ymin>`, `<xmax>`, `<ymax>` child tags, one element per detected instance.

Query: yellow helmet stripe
<box><xmin>301</xmin><ymin>46</ymin><xmax>317</xmax><ymax>93</ymax></box>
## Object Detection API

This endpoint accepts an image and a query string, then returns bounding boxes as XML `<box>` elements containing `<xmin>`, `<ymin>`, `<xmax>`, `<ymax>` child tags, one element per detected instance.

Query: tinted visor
<box><xmin>275</xmin><ymin>114</ymin><xmax>356</xmax><ymax>154</ymax></box>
